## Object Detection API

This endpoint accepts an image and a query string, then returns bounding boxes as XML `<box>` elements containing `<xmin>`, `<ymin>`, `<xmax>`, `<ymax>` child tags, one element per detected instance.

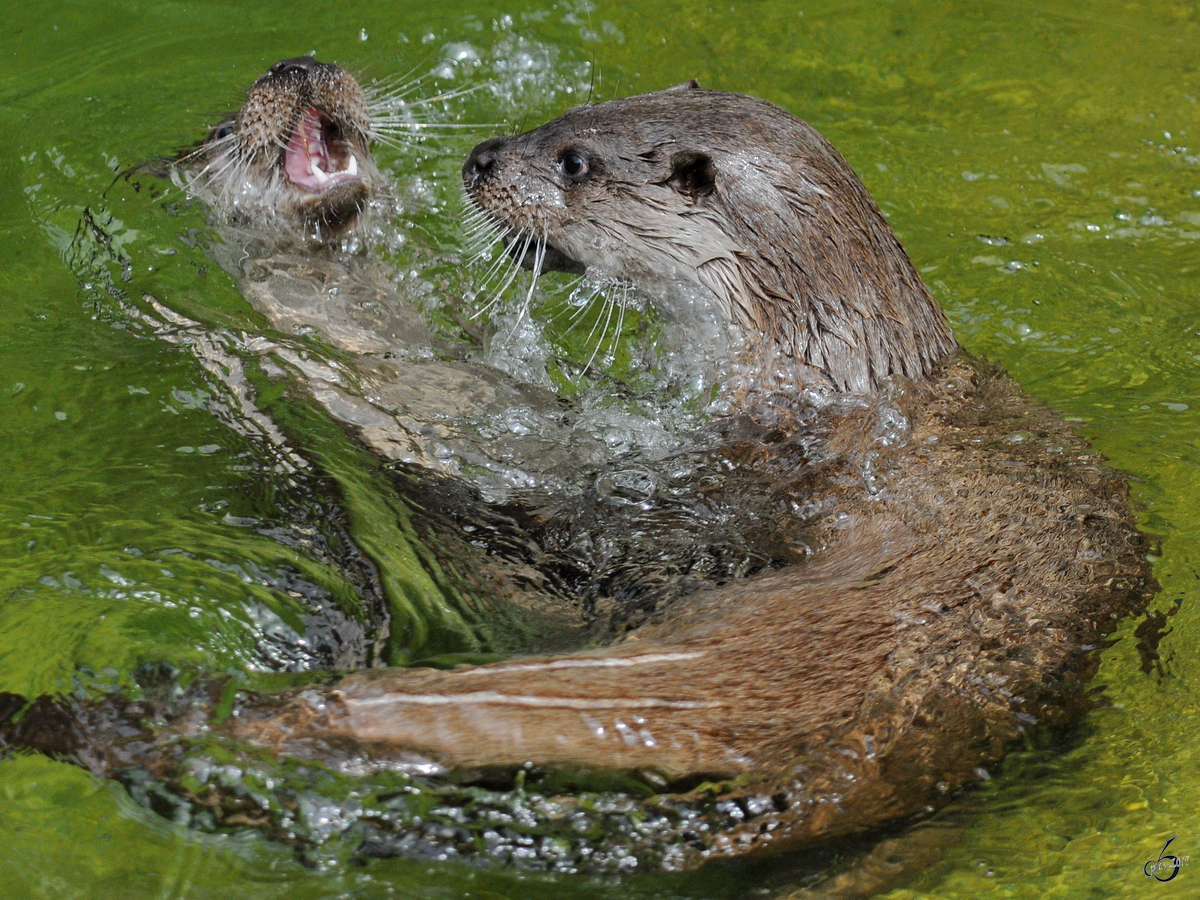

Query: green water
<box><xmin>3</xmin><ymin>0</ymin><xmax>1199</xmax><ymax>897</ymax></box>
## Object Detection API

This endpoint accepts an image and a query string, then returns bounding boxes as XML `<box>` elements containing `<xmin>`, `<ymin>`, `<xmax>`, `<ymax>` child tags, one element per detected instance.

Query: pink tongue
<box><xmin>284</xmin><ymin>108</ymin><xmax>333</xmax><ymax>191</ymax></box>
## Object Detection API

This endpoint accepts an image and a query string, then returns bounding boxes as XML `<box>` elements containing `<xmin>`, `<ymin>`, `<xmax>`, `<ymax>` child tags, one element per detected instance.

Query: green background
<box><xmin>2</xmin><ymin>1</ymin><xmax>1198</xmax><ymax>897</ymax></box>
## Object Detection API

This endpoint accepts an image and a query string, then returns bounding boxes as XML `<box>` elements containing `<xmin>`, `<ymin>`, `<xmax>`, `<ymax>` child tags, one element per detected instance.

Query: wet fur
<box><xmin>0</xmin><ymin>357</ymin><xmax>1153</xmax><ymax>869</ymax></box>
<box><xmin>176</xmin><ymin>57</ymin><xmax>382</xmax><ymax>238</ymax></box>
<box><xmin>464</xmin><ymin>84</ymin><xmax>957</xmax><ymax>393</ymax></box>
<box><xmin>223</xmin><ymin>359</ymin><xmax>1152</xmax><ymax>841</ymax></box>
<box><xmin>0</xmin><ymin>84</ymin><xmax>1155</xmax><ymax>877</ymax></box>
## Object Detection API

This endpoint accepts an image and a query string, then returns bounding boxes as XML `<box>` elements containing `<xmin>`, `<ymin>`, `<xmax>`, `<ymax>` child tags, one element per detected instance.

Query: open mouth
<box><xmin>284</xmin><ymin>107</ymin><xmax>361</xmax><ymax>193</ymax></box>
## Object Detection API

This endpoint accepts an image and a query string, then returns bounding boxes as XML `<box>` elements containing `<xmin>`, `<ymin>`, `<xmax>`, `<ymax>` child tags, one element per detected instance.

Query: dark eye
<box><xmin>214</xmin><ymin>124</ymin><xmax>234</xmax><ymax>140</ymax></box>
<box><xmin>560</xmin><ymin>151</ymin><xmax>589</xmax><ymax>179</ymax></box>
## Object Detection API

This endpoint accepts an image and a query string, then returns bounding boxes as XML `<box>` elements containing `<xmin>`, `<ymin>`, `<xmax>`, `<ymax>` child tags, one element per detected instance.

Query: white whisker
<box><xmin>368</xmin><ymin>132</ymin><xmax>428</xmax><ymax>152</ymax></box>
<box><xmin>583</xmin><ymin>290</ymin><xmax>618</xmax><ymax>372</ymax></box>
<box><xmin>471</xmin><ymin>229</ymin><xmax>529</xmax><ymax>320</ymax></box>
<box><xmin>509</xmin><ymin>236</ymin><xmax>546</xmax><ymax>336</ymax></box>
<box><xmin>552</xmin><ymin>280</ymin><xmax>597</xmax><ymax>329</ymax></box>
<box><xmin>608</xmin><ymin>290</ymin><xmax>628</xmax><ymax>364</ymax></box>
<box><xmin>372</xmin><ymin>121</ymin><xmax>493</xmax><ymax>132</ymax></box>
<box><xmin>471</xmin><ymin>225</ymin><xmax>515</xmax><ymax>274</ymax></box>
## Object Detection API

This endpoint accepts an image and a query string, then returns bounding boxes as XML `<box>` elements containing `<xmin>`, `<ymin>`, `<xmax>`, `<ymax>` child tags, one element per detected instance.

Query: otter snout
<box><xmin>463</xmin><ymin>137</ymin><xmax>506</xmax><ymax>188</ymax></box>
<box><xmin>462</xmin><ymin>135</ymin><xmax>586</xmax><ymax>275</ymax></box>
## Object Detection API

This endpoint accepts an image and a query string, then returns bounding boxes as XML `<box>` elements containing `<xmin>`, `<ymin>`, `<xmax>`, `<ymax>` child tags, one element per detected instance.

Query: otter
<box><xmin>167</xmin><ymin>58</ymin><xmax>650</xmax><ymax>494</ymax></box>
<box><xmin>2</xmin><ymin>84</ymin><xmax>1154</xmax><ymax>881</ymax></box>
<box><xmin>177</xmin><ymin>56</ymin><xmax>383</xmax><ymax>239</ymax></box>
<box><xmin>462</xmin><ymin>80</ymin><xmax>957</xmax><ymax>396</ymax></box>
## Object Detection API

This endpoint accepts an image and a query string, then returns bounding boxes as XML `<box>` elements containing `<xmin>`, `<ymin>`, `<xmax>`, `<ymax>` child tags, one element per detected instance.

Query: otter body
<box><xmin>3</xmin><ymin>85</ymin><xmax>1155</xmax><ymax>875</ymax></box>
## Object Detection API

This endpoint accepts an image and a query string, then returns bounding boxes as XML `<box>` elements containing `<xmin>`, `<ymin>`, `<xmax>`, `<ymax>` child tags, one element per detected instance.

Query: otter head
<box><xmin>463</xmin><ymin>82</ymin><xmax>957</xmax><ymax>393</ymax></box>
<box><xmin>181</xmin><ymin>57</ymin><xmax>381</xmax><ymax>239</ymax></box>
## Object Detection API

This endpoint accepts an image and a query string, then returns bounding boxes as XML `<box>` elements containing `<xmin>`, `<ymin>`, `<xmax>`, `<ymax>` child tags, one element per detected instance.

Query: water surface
<box><xmin>2</xmin><ymin>1</ymin><xmax>1198</xmax><ymax>897</ymax></box>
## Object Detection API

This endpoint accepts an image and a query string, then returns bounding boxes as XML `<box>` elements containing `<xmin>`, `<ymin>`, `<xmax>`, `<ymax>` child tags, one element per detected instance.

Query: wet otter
<box><xmin>168</xmin><ymin>58</ymin><xmax>657</xmax><ymax>494</ymax></box>
<box><xmin>3</xmin><ymin>84</ymin><xmax>1154</xmax><ymax>879</ymax></box>
<box><xmin>463</xmin><ymin>81</ymin><xmax>957</xmax><ymax>395</ymax></box>
<box><xmin>177</xmin><ymin>56</ymin><xmax>384</xmax><ymax>239</ymax></box>
<box><xmin>211</xmin><ymin>87</ymin><xmax>1150</xmax><ymax>782</ymax></box>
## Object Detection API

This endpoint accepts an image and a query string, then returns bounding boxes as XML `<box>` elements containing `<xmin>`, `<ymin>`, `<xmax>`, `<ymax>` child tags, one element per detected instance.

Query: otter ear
<box><xmin>663</xmin><ymin>79</ymin><xmax>702</xmax><ymax>93</ymax></box>
<box><xmin>667</xmin><ymin>151</ymin><xmax>716</xmax><ymax>202</ymax></box>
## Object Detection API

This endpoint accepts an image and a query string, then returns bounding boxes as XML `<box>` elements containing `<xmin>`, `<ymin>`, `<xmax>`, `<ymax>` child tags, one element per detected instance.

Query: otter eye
<box><xmin>214</xmin><ymin>124</ymin><xmax>234</xmax><ymax>140</ymax></box>
<box><xmin>559</xmin><ymin>151</ymin><xmax>589</xmax><ymax>180</ymax></box>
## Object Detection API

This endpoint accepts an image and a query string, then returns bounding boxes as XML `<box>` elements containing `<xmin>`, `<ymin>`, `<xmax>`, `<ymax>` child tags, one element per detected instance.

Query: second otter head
<box><xmin>182</xmin><ymin>57</ymin><xmax>382</xmax><ymax>239</ymax></box>
<box><xmin>463</xmin><ymin>82</ymin><xmax>958</xmax><ymax>394</ymax></box>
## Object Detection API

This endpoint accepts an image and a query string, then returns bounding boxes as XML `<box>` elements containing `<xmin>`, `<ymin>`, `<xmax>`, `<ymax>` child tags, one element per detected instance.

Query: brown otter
<box><xmin>176</xmin><ymin>56</ymin><xmax>389</xmax><ymax>240</ymax></box>
<box><xmin>462</xmin><ymin>81</ymin><xmax>957</xmax><ymax>396</ymax></box>
<box><xmin>169</xmin><ymin>58</ymin><xmax>651</xmax><ymax>490</ymax></box>
<box><xmin>2</xmin><ymin>84</ymin><xmax>1155</xmax><ymax>880</ymax></box>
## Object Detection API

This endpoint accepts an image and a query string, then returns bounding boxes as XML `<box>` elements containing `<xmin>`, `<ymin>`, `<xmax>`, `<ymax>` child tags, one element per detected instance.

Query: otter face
<box><xmin>181</xmin><ymin>57</ymin><xmax>382</xmax><ymax>238</ymax></box>
<box><xmin>462</xmin><ymin>82</ymin><xmax>735</xmax><ymax>283</ymax></box>
<box><xmin>463</xmin><ymin>84</ymin><xmax>957</xmax><ymax>393</ymax></box>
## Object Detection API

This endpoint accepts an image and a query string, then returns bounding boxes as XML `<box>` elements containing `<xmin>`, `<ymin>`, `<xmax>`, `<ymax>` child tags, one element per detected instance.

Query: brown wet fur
<box><xmin>2</xmin><ymin>85</ymin><xmax>1156</xmax><ymax>880</ymax></box>
<box><xmin>177</xmin><ymin>57</ymin><xmax>381</xmax><ymax>237</ymax></box>
<box><xmin>463</xmin><ymin>83</ymin><xmax>957</xmax><ymax>394</ymax></box>
<box><xmin>6</xmin><ymin>356</ymin><xmax>1153</xmax><ymax>871</ymax></box>
<box><xmin>218</xmin><ymin>358</ymin><xmax>1152</xmax><ymax>844</ymax></box>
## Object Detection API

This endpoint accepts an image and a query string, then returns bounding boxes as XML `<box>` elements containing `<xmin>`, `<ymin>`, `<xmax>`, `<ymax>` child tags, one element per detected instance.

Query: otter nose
<box><xmin>464</xmin><ymin>137</ymin><xmax>505</xmax><ymax>185</ymax></box>
<box><xmin>270</xmin><ymin>56</ymin><xmax>320</xmax><ymax>76</ymax></box>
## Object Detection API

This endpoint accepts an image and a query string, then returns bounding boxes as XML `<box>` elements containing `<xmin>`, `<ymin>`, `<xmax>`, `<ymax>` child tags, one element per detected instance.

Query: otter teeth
<box><xmin>285</xmin><ymin>108</ymin><xmax>363</xmax><ymax>191</ymax></box>
<box><xmin>307</xmin><ymin>155</ymin><xmax>356</xmax><ymax>183</ymax></box>
<box><xmin>309</xmin><ymin>159</ymin><xmax>330</xmax><ymax>184</ymax></box>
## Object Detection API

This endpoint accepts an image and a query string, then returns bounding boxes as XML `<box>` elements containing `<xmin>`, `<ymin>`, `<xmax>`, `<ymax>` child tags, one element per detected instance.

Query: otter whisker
<box><xmin>464</xmin><ymin>217</ymin><xmax>500</xmax><ymax>237</ymax></box>
<box><xmin>554</xmin><ymin>280</ymin><xmax>601</xmax><ymax>331</ymax></box>
<box><xmin>490</xmin><ymin>228</ymin><xmax>534</xmax><ymax>292</ymax></box>
<box><xmin>364</xmin><ymin>81</ymin><xmax>424</xmax><ymax>107</ymax></box>
<box><xmin>199</xmin><ymin>132</ymin><xmax>238</xmax><ymax>153</ymax></box>
<box><xmin>609</xmin><ymin>288</ymin><xmax>628</xmax><ymax>362</ymax></box>
<box><xmin>462</xmin><ymin>218</ymin><xmax>507</xmax><ymax>257</ymax></box>
<box><xmin>469</xmin><ymin>224</ymin><xmax>516</xmax><ymax>273</ymax></box>
<box><xmin>460</xmin><ymin>210</ymin><xmax>496</xmax><ymax>236</ymax></box>
<box><xmin>475</xmin><ymin>223</ymin><xmax>518</xmax><ymax>266</ymax></box>
<box><xmin>188</xmin><ymin>154</ymin><xmax>241</xmax><ymax>193</ymax></box>
<box><xmin>473</xmin><ymin>221</ymin><xmax>511</xmax><ymax>256</ymax></box>
<box><xmin>173</xmin><ymin>145</ymin><xmax>210</xmax><ymax>167</ymax></box>
<box><xmin>466</xmin><ymin>236</ymin><xmax>504</xmax><ymax>267</ymax></box>
<box><xmin>372</xmin><ymin>120</ymin><xmax>491</xmax><ymax>131</ymax></box>
<box><xmin>482</xmin><ymin>229</ymin><xmax>528</xmax><ymax>294</ymax></box>
<box><xmin>462</xmin><ymin>223</ymin><xmax>498</xmax><ymax>246</ymax></box>
<box><xmin>471</xmin><ymin>228</ymin><xmax>531</xmax><ymax>320</ymax></box>
<box><xmin>561</xmin><ymin>274</ymin><xmax>587</xmax><ymax>294</ymax></box>
<box><xmin>398</xmin><ymin>83</ymin><xmax>489</xmax><ymax>108</ymax></box>
<box><xmin>365</xmin><ymin>85</ymin><xmax>425</xmax><ymax>109</ymax></box>
<box><xmin>174</xmin><ymin>128</ymin><xmax>238</xmax><ymax>172</ymax></box>
<box><xmin>546</xmin><ymin>276</ymin><xmax>588</xmax><ymax>327</ymax></box>
<box><xmin>471</xmin><ymin>244</ymin><xmax>510</xmax><ymax>281</ymax></box>
<box><xmin>368</xmin><ymin>132</ymin><xmax>428</xmax><ymax>152</ymax></box>
<box><xmin>365</xmin><ymin>82</ymin><xmax>491</xmax><ymax>150</ymax></box>
<box><xmin>509</xmin><ymin>234</ymin><xmax>547</xmax><ymax>336</ymax></box>
<box><xmin>362</xmin><ymin>65</ymin><xmax>431</xmax><ymax>106</ymax></box>
<box><xmin>459</xmin><ymin>195</ymin><xmax>498</xmax><ymax>230</ymax></box>
<box><xmin>582</xmin><ymin>285</ymin><xmax>618</xmax><ymax>373</ymax></box>
<box><xmin>578</xmin><ymin>289</ymin><xmax>610</xmax><ymax>356</ymax></box>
